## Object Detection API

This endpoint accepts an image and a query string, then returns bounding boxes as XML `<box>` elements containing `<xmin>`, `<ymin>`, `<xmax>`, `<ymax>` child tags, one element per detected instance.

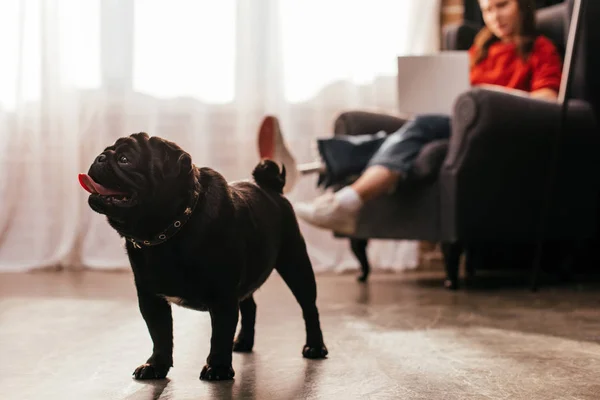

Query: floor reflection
<box><xmin>3</xmin><ymin>271</ymin><xmax>600</xmax><ymax>399</ymax></box>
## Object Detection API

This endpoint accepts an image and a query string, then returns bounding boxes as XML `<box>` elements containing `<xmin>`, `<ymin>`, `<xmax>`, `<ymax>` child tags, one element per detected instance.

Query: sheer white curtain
<box><xmin>0</xmin><ymin>0</ymin><xmax>441</xmax><ymax>273</ymax></box>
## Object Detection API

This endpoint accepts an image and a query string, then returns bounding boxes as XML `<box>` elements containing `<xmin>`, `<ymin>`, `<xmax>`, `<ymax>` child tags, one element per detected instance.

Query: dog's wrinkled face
<box><xmin>80</xmin><ymin>132</ymin><xmax>193</xmax><ymax>220</ymax></box>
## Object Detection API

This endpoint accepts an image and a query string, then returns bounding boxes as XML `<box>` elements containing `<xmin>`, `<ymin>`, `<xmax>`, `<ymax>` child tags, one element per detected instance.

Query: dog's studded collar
<box><xmin>125</xmin><ymin>176</ymin><xmax>201</xmax><ymax>249</ymax></box>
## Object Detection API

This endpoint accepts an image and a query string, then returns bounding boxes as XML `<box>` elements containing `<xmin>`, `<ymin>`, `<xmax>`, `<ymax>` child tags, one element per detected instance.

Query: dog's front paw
<box><xmin>199</xmin><ymin>364</ymin><xmax>235</xmax><ymax>381</ymax></box>
<box><xmin>302</xmin><ymin>344</ymin><xmax>328</xmax><ymax>359</ymax></box>
<box><xmin>233</xmin><ymin>335</ymin><xmax>254</xmax><ymax>353</ymax></box>
<box><xmin>132</xmin><ymin>363</ymin><xmax>170</xmax><ymax>380</ymax></box>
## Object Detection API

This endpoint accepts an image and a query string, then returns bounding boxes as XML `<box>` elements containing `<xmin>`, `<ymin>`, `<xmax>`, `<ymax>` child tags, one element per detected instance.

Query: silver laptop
<box><xmin>396</xmin><ymin>51</ymin><xmax>471</xmax><ymax>116</ymax></box>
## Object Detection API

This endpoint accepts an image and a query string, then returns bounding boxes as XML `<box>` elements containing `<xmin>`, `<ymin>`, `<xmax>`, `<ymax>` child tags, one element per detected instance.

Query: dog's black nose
<box><xmin>96</xmin><ymin>154</ymin><xmax>107</xmax><ymax>163</ymax></box>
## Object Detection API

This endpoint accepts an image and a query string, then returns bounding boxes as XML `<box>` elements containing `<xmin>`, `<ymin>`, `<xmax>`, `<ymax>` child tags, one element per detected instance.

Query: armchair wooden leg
<box><xmin>531</xmin><ymin>240</ymin><xmax>544</xmax><ymax>292</ymax></box>
<box><xmin>350</xmin><ymin>238</ymin><xmax>370</xmax><ymax>283</ymax></box>
<box><xmin>556</xmin><ymin>241</ymin><xmax>576</xmax><ymax>283</ymax></box>
<box><xmin>441</xmin><ymin>241</ymin><xmax>463</xmax><ymax>290</ymax></box>
<box><xmin>464</xmin><ymin>245</ymin><xmax>479</xmax><ymax>288</ymax></box>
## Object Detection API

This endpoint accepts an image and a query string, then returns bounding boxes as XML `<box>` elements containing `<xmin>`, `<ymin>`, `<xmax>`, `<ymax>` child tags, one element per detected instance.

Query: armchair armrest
<box><xmin>333</xmin><ymin>111</ymin><xmax>408</xmax><ymax>137</ymax></box>
<box><xmin>441</xmin><ymin>88</ymin><xmax>600</xmax><ymax>241</ymax></box>
<box><xmin>442</xmin><ymin>22</ymin><xmax>480</xmax><ymax>51</ymax></box>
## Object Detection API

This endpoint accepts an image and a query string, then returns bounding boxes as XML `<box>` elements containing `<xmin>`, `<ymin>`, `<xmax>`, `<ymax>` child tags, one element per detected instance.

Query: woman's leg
<box><xmin>348</xmin><ymin>166</ymin><xmax>402</xmax><ymax>202</ymax></box>
<box><xmin>294</xmin><ymin>115</ymin><xmax>452</xmax><ymax>234</ymax></box>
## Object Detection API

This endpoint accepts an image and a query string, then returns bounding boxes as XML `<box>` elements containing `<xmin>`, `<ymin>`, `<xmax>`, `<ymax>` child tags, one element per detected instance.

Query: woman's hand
<box><xmin>530</xmin><ymin>88</ymin><xmax>558</xmax><ymax>101</ymax></box>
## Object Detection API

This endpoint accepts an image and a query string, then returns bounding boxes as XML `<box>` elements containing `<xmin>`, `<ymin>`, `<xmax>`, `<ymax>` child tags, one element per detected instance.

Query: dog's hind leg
<box><xmin>276</xmin><ymin>228</ymin><xmax>328</xmax><ymax>359</ymax></box>
<box><xmin>233</xmin><ymin>295</ymin><xmax>256</xmax><ymax>353</ymax></box>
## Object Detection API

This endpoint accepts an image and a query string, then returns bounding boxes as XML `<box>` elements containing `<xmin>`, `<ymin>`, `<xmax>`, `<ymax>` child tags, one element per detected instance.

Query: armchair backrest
<box><xmin>536</xmin><ymin>0</ymin><xmax>600</xmax><ymax>113</ymax></box>
<box><xmin>565</xmin><ymin>0</ymin><xmax>600</xmax><ymax>115</ymax></box>
<box><xmin>535</xmin><ymin>3</ymin><xmax>567</xmax><ymax>56</ymax></box>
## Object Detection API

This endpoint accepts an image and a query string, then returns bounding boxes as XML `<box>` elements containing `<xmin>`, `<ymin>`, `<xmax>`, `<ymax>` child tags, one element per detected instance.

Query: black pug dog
<box><xmin>79</xmin><ymin>132</ymin><xmax>328</xmax><ymax>381</ymax></box>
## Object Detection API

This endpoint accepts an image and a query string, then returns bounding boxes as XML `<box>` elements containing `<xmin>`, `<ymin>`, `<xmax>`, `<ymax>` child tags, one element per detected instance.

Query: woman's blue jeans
<box><xmin>317</xmin><ymin>114</ymin><xmax>451</xmax><ymax>186</ymax></box>
<box><xmin>366</xmin><ymin>114</ymin><xmax>451</xmax><ymax>173</ymax></box>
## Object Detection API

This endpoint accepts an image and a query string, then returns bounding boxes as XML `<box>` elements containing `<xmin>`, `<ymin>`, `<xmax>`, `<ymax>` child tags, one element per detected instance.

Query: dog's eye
<box><xmin>118</xmin><ymin>155</ymin><xmax>129</xmax><ymax>164</ymax></box>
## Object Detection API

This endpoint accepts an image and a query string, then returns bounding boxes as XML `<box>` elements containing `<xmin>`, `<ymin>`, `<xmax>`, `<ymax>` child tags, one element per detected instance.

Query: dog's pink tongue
<box><xmin>78</xmin><ymin>174</ymin><xmax>126</xmax><ymax>195</ymax></box>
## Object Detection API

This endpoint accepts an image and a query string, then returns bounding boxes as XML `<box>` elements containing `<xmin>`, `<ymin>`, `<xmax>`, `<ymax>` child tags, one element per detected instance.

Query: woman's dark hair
<box><xmin>471</xmin><ymin>0</ymin><xmax>537</xmax><ymax>66</ymax></box>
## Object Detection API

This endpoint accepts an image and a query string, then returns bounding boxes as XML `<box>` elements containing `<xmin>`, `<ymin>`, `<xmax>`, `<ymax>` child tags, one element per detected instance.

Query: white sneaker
<box><xmin>257</xmin><ymin>116</ymin><xmax>298</xmax><ymax>194</ymax></box>
<box><xmin>294</xmin><ymin>192</ymin><xmax>357</xmax><ymax>235</ymax></box>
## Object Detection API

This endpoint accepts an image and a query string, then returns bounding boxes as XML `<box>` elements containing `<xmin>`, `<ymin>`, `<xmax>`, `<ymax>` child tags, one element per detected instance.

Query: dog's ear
<box><xmin>175</xmin><ymin>152</ymin><xmax>193</xmax><ymax>178</ymax></box>
<box><xmin>148</xmin><ymin>136</ymin><xmax>193</xmax><ymax>180</ymax></box>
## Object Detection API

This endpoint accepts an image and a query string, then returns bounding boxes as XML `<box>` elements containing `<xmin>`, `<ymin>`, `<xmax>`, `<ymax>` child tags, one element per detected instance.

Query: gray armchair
<box><xmin>331</xmin><ymin>0</ymin><xmax>600</xmax><ymax>289</ymax></box>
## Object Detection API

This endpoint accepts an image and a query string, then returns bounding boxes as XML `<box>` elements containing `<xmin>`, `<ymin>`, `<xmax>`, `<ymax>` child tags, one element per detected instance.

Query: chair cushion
<box><xmin>536</xmin><ymin>3</ymin><xmax>568</xmax><ymax>56</ymax></box>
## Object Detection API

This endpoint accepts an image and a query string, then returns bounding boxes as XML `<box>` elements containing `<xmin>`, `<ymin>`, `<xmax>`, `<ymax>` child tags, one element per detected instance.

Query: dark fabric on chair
<box><xmin>316</xmin><ymin>132</ymin><xmax>387</xmax><ymax>188</ymax></box>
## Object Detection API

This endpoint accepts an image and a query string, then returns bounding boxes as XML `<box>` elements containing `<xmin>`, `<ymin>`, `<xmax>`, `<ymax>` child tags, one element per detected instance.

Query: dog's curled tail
<box><xmin>252</xmin><ymin>159</ymin><xmax>286</xmax><ymax>194</ymax></box>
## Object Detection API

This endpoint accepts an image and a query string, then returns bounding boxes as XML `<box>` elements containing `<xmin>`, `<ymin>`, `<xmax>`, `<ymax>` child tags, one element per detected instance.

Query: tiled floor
<box><xmin>2</xmin><ymin>270</ymin><xmax>600</xmax><ymax>399</ymax></box>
